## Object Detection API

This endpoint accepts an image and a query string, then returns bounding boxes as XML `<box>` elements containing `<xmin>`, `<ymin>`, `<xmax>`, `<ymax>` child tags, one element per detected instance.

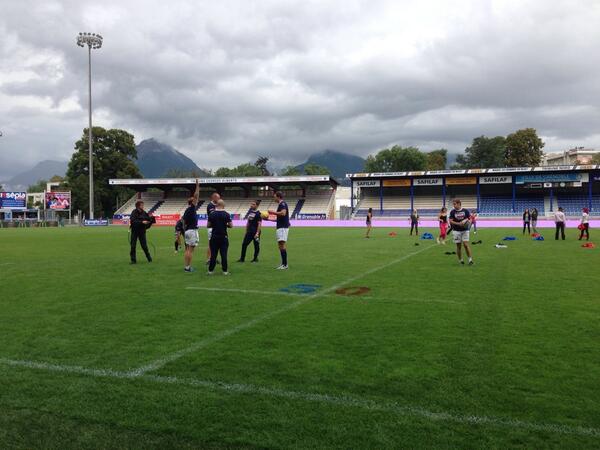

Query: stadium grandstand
<box><xmin>110</xmin><ymin>175</ymin><xmax>338</xmax><ymax>224</ymax></box>
<box><xmin>348</xmin><ymin>165</ymin><xmax>600</xmax><ymax>219</ymax></box>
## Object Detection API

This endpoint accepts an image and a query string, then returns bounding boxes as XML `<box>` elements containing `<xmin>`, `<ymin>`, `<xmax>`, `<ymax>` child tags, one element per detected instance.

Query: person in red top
<box><xmin>437</xmin><ymin>207</ymin><xmax>448</xmax><ymax>244</ymax></box>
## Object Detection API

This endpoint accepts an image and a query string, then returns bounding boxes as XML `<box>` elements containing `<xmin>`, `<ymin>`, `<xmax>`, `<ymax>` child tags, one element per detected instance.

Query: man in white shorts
<box><xmin>182</xmin><ymin>179</ymin><xmax>200</xmax><ymax>272</ymax></box>
<box><xmin>268</xmin><ymin>191</ymin><xmax>290</xmax><ymax>269</ymax></box>
<box><xmin>448</xmin><ymin>199</ymin><xmax>474</xmax><ymax>266</ymax></box>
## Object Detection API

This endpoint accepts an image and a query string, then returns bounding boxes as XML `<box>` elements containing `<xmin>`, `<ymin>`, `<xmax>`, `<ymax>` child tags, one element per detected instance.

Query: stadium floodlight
<box><xmin>76</xmin><ymin>32</ymin><xmax>103</xmax><ymax>219</ymax></box>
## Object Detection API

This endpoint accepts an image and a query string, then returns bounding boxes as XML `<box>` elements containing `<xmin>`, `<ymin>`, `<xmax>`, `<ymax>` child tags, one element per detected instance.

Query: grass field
<box><xmin>1</xmin><ymin>225</ymin><xmax>600</xmax><ymax>449</ymax></box>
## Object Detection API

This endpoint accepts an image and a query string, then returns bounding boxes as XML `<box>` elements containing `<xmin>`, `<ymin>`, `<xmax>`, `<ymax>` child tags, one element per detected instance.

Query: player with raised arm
<box><xmin>449</xmin><ymin>199</ymin><xmax>474</xmax><ymax>265</ymax></box>
<box><xmin>182</xmin><ymin>179</ymin><xmax>200</xmax><ymax>273</ymax></box>
<box><xmin>207</xmin><ymin>199</ymin><xmax>232</xmax><ymax>275</ymax></box>
<box><xmin>206</xmin><ymin>192</ymin><xmax>220</xmax><ymax>265</ymax></box>
<box><xmin>238</xmin><ymin>200</ymin><xmax>262</xmax><ymax>263</ymax></box>
<box><xmin>268</xmin><ymin>191</ymin><xmax>290</xmax><ymax>270</ymax></box>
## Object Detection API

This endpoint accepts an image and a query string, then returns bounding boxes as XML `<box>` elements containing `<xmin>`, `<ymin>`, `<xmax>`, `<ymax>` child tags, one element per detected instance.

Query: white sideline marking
<box><xmin>1</xmin><ymin>357</ymin><xmax>599</xmax><ymax>439</ymax></box>
<box><xmin>130</xmin><ymin>245</ymin><xmax>435</xmax><ymax>376</ymax></box>
<box><xmin>186</xmin><ymin>287</ymin><xmax>465</xmax><ymax>305</ymax></box>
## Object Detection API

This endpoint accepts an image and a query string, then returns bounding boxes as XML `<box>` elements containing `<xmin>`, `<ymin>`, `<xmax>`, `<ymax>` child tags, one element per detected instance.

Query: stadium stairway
<box><xmin>291</xmin><ymin>199</ymin><xmax>305</xmax><ymax>218</ymax></box>
<box><xmin>148</xmin><ymin>201</ymin><xmax>164</xmax><ymax>214</ymax></box>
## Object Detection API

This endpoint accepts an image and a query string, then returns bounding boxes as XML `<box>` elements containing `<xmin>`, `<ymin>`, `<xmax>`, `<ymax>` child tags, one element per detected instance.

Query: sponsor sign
<box><xmin>0</xmin><ymin>192</ymin><xmax>27</xmax><ymax>209</ymax></box>
<box><xmin>413</xmin><ymin>177</ymin><xmax>442</xmax><ymax>186</ymax></box>
<box><xmin>110</xmin><ymin>176</ymin><xmax>331</xmax><ymax>185</ymax></box>
<box><xmin>487</xmin><ymin>167</ymin><xmax>532</xmax><ymax>173</ymax></box>
<box><xmin>45</xmin><ymin>192</ymin><xmax>71</xmax><ymax>210</ymax></box>
<box><xmin>356</xmin><ymin>180</ymin><xmax>381</xmax><ymax>188</ymax></box>
<box><xmin>533</xmin><ymin>165</ymin><xmax>574</xmax><ymax>171</ymax></box>
<box><xmin>467</xmin><ymin>169</ymin><xmax>486</xmax><ymax>174</ymax></box>
<box><xmin>84</xmin><ymin>219</ymin><xmax>109</xmax><ymax>226</ymax></box>
<box><xmin>480</xmin><ymin>175</ymin><xmax>513</xmax><ymax>184</ymax></box>
<box><xmin>515</xmin><ymin>173</ymin><xmax>581</xmax><ymax>184</ymax></box>
<box><xmin>426</xmin><ymin>169</ymin><xmax>466</xmax><ymax>175</ymax></box>
<box><xmin>446</xmin><ymin>176</ymin><xmax>477</xmax><ymax>185</ymax></box>
<box><xmin>383</xmin><ymin>179</ymin><xmax>411</xmax><ymax>187</ymax></box>
<box><xmin>153</xmin><ymin>214</ymin><xmax>180</xmax><ymax>226</ymax></box>
<box><xmin>296</xmin><ymin>213</ymin><xmax>327</xmax><ymax>220</ymax></box>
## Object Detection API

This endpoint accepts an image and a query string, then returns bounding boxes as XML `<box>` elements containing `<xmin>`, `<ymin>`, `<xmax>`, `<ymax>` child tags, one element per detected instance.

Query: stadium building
<box><xmin>109</xmin><ymin>175</ymin><xmax>338</xmax><ymax>225</ymax></box>
<box><xmin>348</xmin><ymin>164</ymin><xmax>600</xmax><ymax>219</ymax></box>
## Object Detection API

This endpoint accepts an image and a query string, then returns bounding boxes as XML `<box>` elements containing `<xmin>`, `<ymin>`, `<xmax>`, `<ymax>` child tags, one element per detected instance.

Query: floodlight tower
<box><xmin>76</xmin><ymin>32</ymin><xmax>103</xmax><ymax>219</ymax></box>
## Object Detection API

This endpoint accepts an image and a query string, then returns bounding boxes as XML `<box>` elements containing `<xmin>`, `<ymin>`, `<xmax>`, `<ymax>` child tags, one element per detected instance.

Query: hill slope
<box><xmin>296</xmin><ymin>149</ymin><xmax>365</xmax><ymax>182</ymax></box>
<box><xmin>2</xmin><ymin>160</ymin><xmax>68</xmax><ymax>190</ymax></box>
<box><xmin>136</xmin><ymin>139</ymin><xmax>208</xmax><ymax>178</ymax></box>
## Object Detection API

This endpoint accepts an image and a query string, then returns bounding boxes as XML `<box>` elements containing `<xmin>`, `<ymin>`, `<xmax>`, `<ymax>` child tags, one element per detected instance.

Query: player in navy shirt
<box><xmin>206</xmin><ymin>192</ymin><xmax>220</xmax><ymax>264</ymax></box>
<box><xmin>182</xmin><ymin>179</ymin><xmax>200</xmax><ymax>272</ymax></box>
<box><xmin>207</xmin><ymin>199</ymin><xmax>232</xmax><ymax>274</ymax></box>
<box><xmin>448</xmin><ymin>199</ymin><xmax>474</xmax><ymax>265</ymax></box>
<box><xmin>268</xmin><ymin>191</ymin><xmax>290</xmax><ymax>269</ymax></box>
<box><xmin>238</xmin><ymin>200</ymin><xmax>262</xmax><ymax>263</ymax></box>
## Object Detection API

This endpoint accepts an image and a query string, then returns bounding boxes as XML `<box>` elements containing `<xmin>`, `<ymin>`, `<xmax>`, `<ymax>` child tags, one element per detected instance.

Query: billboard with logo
<box><xmin>0</xmin><ymin>192</ymin><xmax>27</xmax><ymax>209</ymax></box>
<box><xmin>45</xmin><ymin>192</ymin><xmax>71</xmax><ymax>210</ymax></box>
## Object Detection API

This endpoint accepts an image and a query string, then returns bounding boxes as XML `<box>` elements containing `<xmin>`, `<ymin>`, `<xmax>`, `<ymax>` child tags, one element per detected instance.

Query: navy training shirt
<box><xmin>449</xmin><ymin>208</ymin><xmax>470</xmax><ymax>231</ymax></box>
<box><xmin>175</xmin><ymin>219</ymin><xmax>184</xmax><ymax>233</ymax></box>
<box><xmin>208</xmin><ymin>210</ymin><xmax>231</xmax><ymax>238</ymax></box>
<box><xmin>206</xmin><ymin>202</ymin><xmax>217</xmax><ymax>228</ymax></box>
<box><xmin>276</xmin><ymin>201</ymin><xmax>290</xmax><ymax>229</ymax></box>
<box><xmin>182</xmin><ymin>205</ymin><xmax>198</xmax><ymax>230</ymax></box>
<box><xmin>246</xmin><ymin>209</ymin><xmax>262</xmax><ymax>234</ymax></box>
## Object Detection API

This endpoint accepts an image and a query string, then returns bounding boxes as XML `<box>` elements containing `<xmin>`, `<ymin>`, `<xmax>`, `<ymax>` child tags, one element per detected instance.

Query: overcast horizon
<box><xmin>2</xmin><ymin>0</ymin><xmax>600</xmax><ymax>179</ymax></box>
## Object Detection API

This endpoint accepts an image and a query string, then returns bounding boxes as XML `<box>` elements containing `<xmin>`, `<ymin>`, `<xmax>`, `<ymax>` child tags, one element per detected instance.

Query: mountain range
<box><xmin>1</xmin><ymin>140</ymin><xmax>365</xmax><ymax>190</ymax></box>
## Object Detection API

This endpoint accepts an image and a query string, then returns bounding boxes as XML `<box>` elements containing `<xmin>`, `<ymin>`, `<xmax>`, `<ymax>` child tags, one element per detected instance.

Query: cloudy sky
<box><xmin>1</xmin><ymin>0</ymin><xmax>600</xmax><ymax>178</ymax></box>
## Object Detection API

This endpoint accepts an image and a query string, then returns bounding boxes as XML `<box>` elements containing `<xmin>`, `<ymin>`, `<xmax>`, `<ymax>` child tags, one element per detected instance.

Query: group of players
<box><xmin>173</xmin><ymin>179</ymin><xmax>290</xmax><ymax>274</ymax></box>
<box><xmin>365</xmin><ymin>199</ymin><xmax>475</xmax><ymax>265</ymax></box>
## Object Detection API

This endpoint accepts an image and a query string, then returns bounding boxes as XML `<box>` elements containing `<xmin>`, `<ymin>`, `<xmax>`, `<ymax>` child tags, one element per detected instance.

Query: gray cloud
<box><xmin>1</xmin><ymin>0</ymin><xmax>600</xmax><ymax>179</ymax></box>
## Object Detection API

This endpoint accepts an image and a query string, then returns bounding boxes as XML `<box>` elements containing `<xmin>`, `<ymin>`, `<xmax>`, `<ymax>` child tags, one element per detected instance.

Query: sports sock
<box><xmin>280</xmin><ymin>249</ymin><xmax>287</xmax><ymax>266</ymax></box>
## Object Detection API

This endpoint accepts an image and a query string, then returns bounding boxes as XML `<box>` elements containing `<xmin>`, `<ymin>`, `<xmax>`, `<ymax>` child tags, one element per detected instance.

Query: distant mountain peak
<box><xmin>295</xmin><ymin>149</ymin><xmax>365</xmax><ymax>185</ymax></box>
<box><xmin>136</xmin><ymin>138</ymin><xmax>208</xmax><ymax>178</ymax></box>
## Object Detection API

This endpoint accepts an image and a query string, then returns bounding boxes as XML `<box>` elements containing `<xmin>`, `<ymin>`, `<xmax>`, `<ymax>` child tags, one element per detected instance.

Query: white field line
<box><xmin>129</xmin><ymin>245</ymin><xmax>435</xmax><ymax>376</ymax></box>
<box><xmin>185</xmin><ymin>286</ymin><xmax>465</xmax><ymax>305</ymax></box>
<box><xmin>1</xmin><ymin>357</ymin><xmax>599</xmax><ymax>439</ymax></box>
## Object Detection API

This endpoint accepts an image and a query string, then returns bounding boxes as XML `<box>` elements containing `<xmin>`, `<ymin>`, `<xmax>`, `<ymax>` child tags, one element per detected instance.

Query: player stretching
<box><xmin>238</xmin><ymin>200</ymin><xmax>262</xmax><ymax>263</ymax></box>
<box><xmin>207</xmin><ymin>199</ymin><xmax>232</xmax><ymax>275</ymax></box>
<box><xmin>206</xmin><ymin>192</ymin><xmax>220</xmax><ymax>264</ymax></box>
<box><xmin>182</xmin><ymin>179</ymin><xmax>200</xmax><ymax>272</ymax></box>
<box><xmin>268</xmin><ymin>191</ymin><xmax>290</xmax><ymax>270</ymax></box>
<box><xmin>449</xmin><ymin>199</ymin><xmax>474</xmax><ymax>265</ymax></box>
<box><xmin>174</xmin><ymin>218</ymin><xmax>184</xmax><ymax>253</ymax></box>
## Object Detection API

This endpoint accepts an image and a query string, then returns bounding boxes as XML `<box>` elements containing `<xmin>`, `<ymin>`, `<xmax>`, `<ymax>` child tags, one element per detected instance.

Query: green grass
<box><xmin>1</xmin><ymin>225</ymin><xmax>600</xmax><ymax>449</ymax></box>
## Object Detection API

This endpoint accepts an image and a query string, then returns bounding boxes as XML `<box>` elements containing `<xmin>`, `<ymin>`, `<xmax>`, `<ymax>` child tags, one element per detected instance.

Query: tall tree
<box><xmin>456</xmin><ymin>136</ymin><xmax>506</xmax><ymax>168</ymax></box>
<box><xmin>364</xmin><ymin>145</ymin><xmax>426</xmax><ymax>172</ymax></box>
<box><xmin>254</xmin><ymin>156</ymin><xmax>270</xmax><ymax>176</ymax></box>
<box><xmin>66</xmin><ymin>127</ymin><xmax>142</xmax><ymax>217</ymax></box>
<box><xmin>505</xmin><ymin>128</ymin><xmax>545</xmax><ymax>167</ymax></box>
<box><xmin>215</xmin><ymin>163</ymin><xmax>262</xmax><ymax>177</ymax></box>
<box><xmin>280</xmin><ymin>166</ymin><xmax>300</xmax><ymax>176</ymax></box>
<box><xmin>425</xmin><ymin>149</ymin><xmax>447</xmax><ymax>170</ymax></box>
<box><xmin>303</xmin><ymin>163</ymin><xmax>330</xmax><ymax>175</ymax></box>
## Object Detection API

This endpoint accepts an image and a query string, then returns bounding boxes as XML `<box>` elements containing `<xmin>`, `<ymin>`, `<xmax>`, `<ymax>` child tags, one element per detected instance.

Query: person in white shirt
<box><xmin>554</xmin><ymin>207</ymin><xmax>566</xmax><ymax>240</ymax></box>
<box><xmin>579</xmin><ymin>207</ymin><xmax>590</xmax><ymax>241</ymax></box>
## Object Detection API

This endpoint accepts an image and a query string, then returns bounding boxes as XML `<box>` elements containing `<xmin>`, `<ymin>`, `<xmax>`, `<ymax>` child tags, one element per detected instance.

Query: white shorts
<box><xmin>185</xmin><ymin>229</ymin><xmax>199</xmax><ymax>247</ymax></box>
<box><xmin>207</xmin><ymin>228</ymin><xmax>212</xmax><ymax>240</ymax></box>
<box><xmin>276</xmin><ymin>228</ymin><xmax>289</xmax><ymax>242</ymax></box>
<box><xmin>452</xmin><ymin>230</ymin><xmax>470</xmax><ymax>244</ymax></box>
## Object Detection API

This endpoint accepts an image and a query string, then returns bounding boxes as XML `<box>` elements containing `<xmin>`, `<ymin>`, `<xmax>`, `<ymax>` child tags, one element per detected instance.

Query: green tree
<box><xmin>254</xmin><ymin>156</ymin><xmax>270</xmax><ymax>176</ymax></box>
<box><xmin>164</xmin><ymin>168</ymin><xmax>209</xmax><ymax>178</ymax></box>
<box><xmin>505</xmin><ymin>128</ymin><xmax>545</xmax><ymax>167</ymax></box>
<box><xmin>456</xmin><ymin>136</ymin><xmax>506</xmax><ymax>169</ymax></box>
<box><xmin>215</xmin><ymin>163</ymin><xmax>262</xmax><ymax>177</ymax></box>
<box><xmin>425</xmin><ymin>149</ymin><xmax>447</xmax><ymax>170</ymax></box>
<box><xmin>65</xmin><ymin>127</ymin><xmax>142</xmax><ymax>217</ymax></box>
<box><xmin>364</xmin><ymin>145</ymin><xmax>426</xmax><ymax>172</ymax></box>
<box><xmin>303</xmin><ymin>163</ymin><xmax>330</xmax><ymax>175</ymax></box>
<box><xmin>592</xmin><ymin>154</ymin><xmax>600</xmax><ymax>165</ymax></box>
<box><xmin>27</xmin><ymin>179</ymin><xmax>49</xmax><ymax>193</ymax></box>
<box><xmin>281</xmin><ymin>166</ymin><xmax>300</xmax><ymax>176</ymax></box>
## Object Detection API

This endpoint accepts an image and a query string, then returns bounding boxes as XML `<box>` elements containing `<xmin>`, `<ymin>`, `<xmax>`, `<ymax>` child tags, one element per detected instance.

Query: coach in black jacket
<box><xmin>130</xmin><ymin>200</ymin><xmax>154</xmax><ymax>263</ymax></box>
